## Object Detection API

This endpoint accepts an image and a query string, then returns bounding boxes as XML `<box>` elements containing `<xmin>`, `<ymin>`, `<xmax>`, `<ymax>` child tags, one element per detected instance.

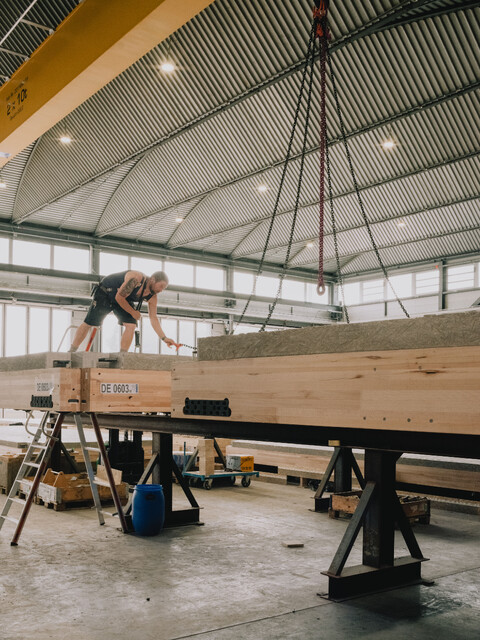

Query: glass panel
<box><xmin>160</xmin><ymin>318</ymin><xmax>178</xmax><ymax>354</ymax></box>
<box><xmin>362</xmin><ymin>279</ymin><xmax>384</xmax><ymax>302</ymax></box>
<box><xmin>386</xmin><ymin>274</ymin><xmax>412</xmax><ymax>300</ymax></box>
<box><xmin>54</xmin><ymin>245</ymin><xmax>89</xmax><ymax>273</ymax></box>
<box><xmin>101</xmin><ymin>314</ymin><xmax>121</xmax><ymax>352</ymax></box>
<box><xmin>167</xmin><ymin>261</ymin><xmax>194</xmax><ymax>287</ymax></box>
<box><xmin>99</xmin><ymin>252</ymin><xmax>129</xmax><ymax>276</ymax></box>
<box><xmin>338</xmin><ymin>282</ymin><xmax>360</xmax><ymax>305</ymax></box>
<box><xmin>52</xmin><ymin>309</ymin><xmax>72</xmax><ymax>352</ymax></box>
<box><xmin>0</xmin><ymin>236</ymin><xmax>8</xmax><ymax>262</ymax></box>
<box><xmin>141</xmin><ymin>316</ymin><xmax>159</xmax><ymax>354</ymax></box>
<box><xmin>281</xmin><ymin>279</ymin><xmax>305</xmax><ymax>302</ymax></box>
<box><xmin>131</xmin><ymin>256</ymin><xmax>163</xmax><ymax>275</ymax></box>
<box><xmin>29</xmin><ymin>307</ymin><xmax>50</xmax><ymax>353</ymax></box>
<box><xmin>6</xmin><ymin>305</ymin><xmax>27</xmax><ymax>356</ymax></box>
<box><xmin>306</xmin><ymin>283</ymin><xmax>329</xmax><ymax>303</ymax></box>
<box><xmin>196</xmin><ymin>265</ymin><xmax>224</xmax><ymax>291</ymax></box>
<box><xmin>256</xmin><ymin>274</ymin><xmax>279</xmax><ymax>298</ymax></box>
<box><xmin>415</xmin><ymin>269</ymin><xmax>439</xmax><ymax>294</ymax></box>
<box><xmin>234</xmin><ymin>325</ymin><xmax>258</xmax><ymax>335</ymax></box>
<box><xmin>447</xmin><ymin>264</ymin><xmax>475</xmax><ymax>291</ymax></box>
<box><xmin>233</xmin><ymin>270</ymin><xmax>254</xmax><ymax>294</ymax></box>
<box><xmin>196</xmin><ymin>322</ymin><xmax>212</xmax><ymax>341</ymax></box>
<box><xmin>12</xmin><ymin>240</ymin><xmax>50</xmax><ymax>268</ymax></box>
<box><xmin>178</xmin><ymin>320</ymin><xmax>195</xmax><ymax>356</ymax></box>
<box><xmin>0</xmin><ymin>303</ymin><xmax>2</xmax><ymax>356</ymax></box>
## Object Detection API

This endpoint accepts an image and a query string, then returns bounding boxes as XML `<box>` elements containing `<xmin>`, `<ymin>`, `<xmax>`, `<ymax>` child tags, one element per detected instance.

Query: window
<box><xmin>99</xmin><ymin>252</ymin><xmax>128</xmax><ymax>276</ymax></box>
<box><xmin>281</xmin><ymin>279</ymin><xmax>305</xmax><ymax>302</ymax></box>
<box><xmin>178</xmin><ymin>320</ymin><xmax>195</xmax><ymax>356</ymax></box>
<box><xmin>234</xmin><ymin>325</ymin><xmax>258</xmax><ymax>335</ymax></box>
<box><xmin>234</xmin><ymin>271</ymin><xmax>254</xmax><ymax>294</ymax></box>
<box><xmin>0</xmin><ymin>236</ymin><xmax>8</xmax><ymax>262</ymax></box>
<box><xmin>338</xmin><ymin>282</ymin><xmax>361</xmax><ymax>305</ymax></box>
<box><xmin>386</xmin><ymin>274</ymin><xmax>412</xmax><ymax>300</ymax></box>
<box><xmin>415</xmin><ymin>269</ymin><xmax>439</xmax><ymax>295</ymax></box>
<box><xmin>52</xmin><ymin>309</ymin><xmax>72</xmax><ymax>352</ymax></box>
<box><xmin>141</xmin><ymin>316</ymin><xmax>159</xmax><ymax>354</ymax></box>
<box><xmin>447</xmin><ymin>264</ymin><xmax>475</xmax><ymax>291</ymax></box>
<box><xmin>196</xmin><ymin>322</ymin><xmax>212</xmax><ymax>341</ymax></box>
<box><xmin>196</xmin><ymin>265</ymin><xmax>224</xmax><ymax>291</ymax></box>
<box><xmin>131</xmin><ymin>256</ymin><xmax>163</xmax><ymax>275</ymax></box>
<box><xmin>5</xmin><ymin>305</ymin><xmax>26</xmax><ymax>356</ymax></box>
<box><xmin>306</xmin><ymin>283</ymin><xmax>329</xmax><ymax>304</ymax></box>
<box><xmin>362</xmin><ymin>279</ymin><xmax>384</xmax><ymax>302</ymax></box>
<box><xmin>12</xmin><ymin>239</ymin><xmax>50</xmax><ymax>268</ymax></box>
<box><xmin>101</xmin><ymin>315</ymin><xmax>121</xmax><ymax>352</ymax></box>
<box><xmin>160</xmin><ymin>318</ymin><xmax>178</xmax><ymax>354</ymax></box>
<box><xmin>167</xmin><ymin>261</ymin><xmax>194</xmax><ymax>287</ymax></box>
<box><xmin>54</xmin><ymin>245</ymin><xmax>89</xmax><ymax>273</ymax></box>
<box><xmin>256</xmin><ymin>274</ymin><xmax>279</xmax><ymax>298</ymax></box>
<box><xmin>29</xmin><ymin>307</ymin><xmax>50</xmax><ymax>353</ymax></box>
<box><xmin>0</xmin><ymin>304</ymin><xmax>3</xmax><ymax>356</ymax></box>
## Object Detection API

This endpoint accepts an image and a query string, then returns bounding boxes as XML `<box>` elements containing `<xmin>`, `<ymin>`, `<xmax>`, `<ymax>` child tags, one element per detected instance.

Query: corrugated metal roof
<box><xmin>1</xmin><ymin>0</ymin><xmax>478</xmax><ymax>280</ymax></box>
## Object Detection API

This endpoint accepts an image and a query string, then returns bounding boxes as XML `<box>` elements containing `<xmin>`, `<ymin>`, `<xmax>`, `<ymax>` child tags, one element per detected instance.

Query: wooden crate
<box><xmin>19</xmin><ymin>466</ymin><xmax>127</xmax><ymax>510</ymax></box>
<box><xmin>171</xmin><ymin>346</ymin><xmax>480</xmax><ymax>435</ymax></box>
<box><xmin>0</xmin><ymin>453</ymin><xmax>25</xmax><ymax>492</ymax></box>
<box><xmin>329</xmin><ymin>491</ymin><xmax>430</xmax><ymax>524</ymax></box>
<box><xmin>81</xmin><ymin>368</ymin><xmax>172</xmax><ymax>412</ymax></box>
<box><xmin>0</xmin><ymin>368</ymin><xmax>81</xmax><ymax>412</ymax></box>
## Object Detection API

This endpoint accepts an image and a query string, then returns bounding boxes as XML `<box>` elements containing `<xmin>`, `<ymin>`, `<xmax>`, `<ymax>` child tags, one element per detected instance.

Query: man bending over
<box><xmin>70</xmin><ymin>270</ymin><xmax>176</xmax><ymax>352</ymax></box>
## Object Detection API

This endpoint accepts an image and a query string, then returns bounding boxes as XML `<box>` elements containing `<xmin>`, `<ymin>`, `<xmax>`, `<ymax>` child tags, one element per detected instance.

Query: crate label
<box><xmin>100</xmin><ymin>383</ymin><xmax>139</xmax><ymax>394</ymax></box>
<box><xmin>34</xmin><ymin>377</ymin><xmax>54</xmax><ymax>394</ymax></box>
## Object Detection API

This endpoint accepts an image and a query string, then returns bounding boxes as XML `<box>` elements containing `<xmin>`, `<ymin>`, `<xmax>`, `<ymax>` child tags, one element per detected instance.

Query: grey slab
<box><xmin>198</xmin><ymin>310</ymin><xmax>480</xmax><ymax>360</ymax></box>
<box><xmin>0</xmin><ymin>352</ymin><xmax>71</xmax><ymax>371</ymax></box>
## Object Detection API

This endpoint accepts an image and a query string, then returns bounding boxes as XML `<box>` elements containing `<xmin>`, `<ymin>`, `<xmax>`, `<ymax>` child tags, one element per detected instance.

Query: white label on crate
<box><xmin>100</xmin><ymin>383</ymin><xmax>139</xmax><ymax>394</ymax></box>
<box><xmin>34</xmin><ymin>377</ymin><xmax>54</xmax><ymax>394</ymax></box>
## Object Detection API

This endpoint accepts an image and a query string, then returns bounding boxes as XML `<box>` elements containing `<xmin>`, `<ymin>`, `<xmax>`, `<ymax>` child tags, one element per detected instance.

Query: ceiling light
<box><xmin>397</xmin><ymin>221</ymin><xmax>406</xmax><ymax>228</ymax></box>
<box><xmin>0</xmin><ymin>181</ymin><xmax>6</xmax><ymax>189</ymax></box>
<box><xmin>257</xmin><ymin>184</ymin><xmax>269</xmax><ymax>193</ymax></box>
<box><xmin>175</xmin><ymin>217</ymin><xmax>184</xmax><ymax>223</ymax></box>
<box><xmin>306</xmin><ymin>242</ymin><xmax>314</xmax><ymax>248</ymax></box>
<box><xmin>60</xmin><ymin>135</ymin><xmax>72</xmax><ymax>144</ymax></box>
<box><xmin>381</xmin><ymin>139</ymin><xmax>396</xmax><ymax>150</ymax></box>
<box><xmin>160</xmin><ymin>61</ymin><xmax>175</xmax><ymax>74</ymax></box>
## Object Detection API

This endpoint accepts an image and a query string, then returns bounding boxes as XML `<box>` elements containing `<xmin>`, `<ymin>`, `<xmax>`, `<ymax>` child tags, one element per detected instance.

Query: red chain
<box><xmin>314</xmin><ymin>2</ymin><xmax>329</xmax><ymax>295</ymax></box>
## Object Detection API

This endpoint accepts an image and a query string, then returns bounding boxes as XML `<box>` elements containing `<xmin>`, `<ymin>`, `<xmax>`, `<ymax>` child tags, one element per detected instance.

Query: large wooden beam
<box><xmin>171</xmin><ymin>346</ymin><xmax>480</xmax><ymax>435</ymax></box>
<box><xmin>0</xmin><ymin>0</ymin><xmax>213</xmax><ymax>165</ymax></box>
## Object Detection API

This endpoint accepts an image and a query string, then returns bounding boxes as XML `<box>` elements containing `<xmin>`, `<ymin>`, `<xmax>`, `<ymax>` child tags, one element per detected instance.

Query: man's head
<box><xmin>149</xmin><ymin>271</ymin><xmax>169</xmax><ymax>294</ymax></box>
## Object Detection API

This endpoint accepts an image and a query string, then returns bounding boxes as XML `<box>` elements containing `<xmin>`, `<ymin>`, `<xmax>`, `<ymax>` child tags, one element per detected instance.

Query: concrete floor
<box><xmin>1</xmin><ymin>481</ymin><xmax>479</xmax><ymax>640</ymax></box>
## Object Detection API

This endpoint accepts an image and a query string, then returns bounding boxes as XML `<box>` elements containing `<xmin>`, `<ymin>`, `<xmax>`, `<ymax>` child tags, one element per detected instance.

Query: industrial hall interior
<box><xmin>0</xmin><ymin>1</ymin><xmax>479</xmax><ymax>639</ymax></box>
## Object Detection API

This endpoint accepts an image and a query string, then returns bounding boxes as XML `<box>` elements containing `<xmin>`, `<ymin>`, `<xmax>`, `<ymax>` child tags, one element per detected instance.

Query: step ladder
<box><xmin>0</xmin><ymin>411</ymin><xmax>129</xmax><ymax>545</ymax></box>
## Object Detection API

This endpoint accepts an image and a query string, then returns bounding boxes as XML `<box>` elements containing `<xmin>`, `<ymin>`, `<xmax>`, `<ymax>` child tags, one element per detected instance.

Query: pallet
<box><xmin>329</xmin><ymin>490</ymin><xmax>431</xmax><ymax>524</ymax></box>
<box><xmin>30</xmin><ymin>494</ymin><xmax>128</xmax><ymax>512</ymax></box>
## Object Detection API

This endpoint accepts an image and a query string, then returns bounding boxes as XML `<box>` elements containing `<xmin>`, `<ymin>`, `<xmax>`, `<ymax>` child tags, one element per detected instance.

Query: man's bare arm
<box><xmin>148</xmin><ymin>296</ymin><xmax>175</xmax><ymax>346</ymax></box>
<box><xmin>115</xmin><ymin>271</ymin><xmax>143</xmax><ymax>319</ymax></box>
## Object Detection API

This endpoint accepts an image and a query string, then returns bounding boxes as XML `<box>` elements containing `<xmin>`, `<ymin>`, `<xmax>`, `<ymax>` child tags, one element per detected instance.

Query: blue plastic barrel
<box><xmin>132</xmin><ymin>484</ymin><xmax>165</xmax><ymax>536</ymax></box>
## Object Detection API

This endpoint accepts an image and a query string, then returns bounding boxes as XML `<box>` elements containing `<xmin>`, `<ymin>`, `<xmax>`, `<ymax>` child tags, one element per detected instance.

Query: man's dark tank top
<box><xmin>99</xmin><ymin>271</ymin><xmax>153</xmax><ymax>306</ymax></box>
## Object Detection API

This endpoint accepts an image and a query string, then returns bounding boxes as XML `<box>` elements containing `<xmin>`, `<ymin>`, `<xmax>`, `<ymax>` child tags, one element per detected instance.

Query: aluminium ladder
<box><xmin>0</xmin><ymin>411</ymin><xmax>129</xmax><ymax>545</ymax></box>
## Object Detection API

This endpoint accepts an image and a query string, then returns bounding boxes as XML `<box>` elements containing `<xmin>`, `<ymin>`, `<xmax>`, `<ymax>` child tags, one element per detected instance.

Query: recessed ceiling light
<box><xmin>0</xmin><ymin>181</ymin><xmax>6</xmax><ymax>189</ymax></box>
<box><xmin>257</xmin><ymin>184</ymin><xmax>269</xmax><ymax>193</ymax></box>
<box><xmin>306</xmin><ymin>242</ymin><xmax>314</xmax><ymax>248</ymax></box>
<box><xmin>397</xmin><ymin>221</ymin><xmax>406</xmax><ymax>228</ymax></box>
<box><xmin>381</xmin><ymin>139</ymin><xmax>396</xmax><ymax>150</ymax></box>
<box><xmin>175</xmin><ymin>217</ymin><xmax>184</xmax><ymax>223</ymax></box>
<box><xmin>60</xmin><ymin>135</ymin><xmax>72</xmax><ymax>144</ymax></box>
<box><xmin>160</xmin><ymin>61</ymin><xmax>175</xmax><ymax>74</ymax></box>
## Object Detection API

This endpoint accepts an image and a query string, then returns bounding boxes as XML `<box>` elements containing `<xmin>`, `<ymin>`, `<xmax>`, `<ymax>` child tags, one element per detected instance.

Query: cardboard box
<box><xmin>226</xmin><ymin>454</ymin><xmax>254</xmax><ymax>473</ymax></box>
<box><xmin>197</xmin><ymin>438</ymin><xmax>215</xmax><ymax>476</ymax></box>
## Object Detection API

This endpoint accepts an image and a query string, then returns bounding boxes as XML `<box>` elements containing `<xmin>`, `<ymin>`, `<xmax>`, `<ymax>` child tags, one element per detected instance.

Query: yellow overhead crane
<box><xmin>0</xmin><ymin>0</ymin><xmax>213</xmax><ymax>166</ymax></box>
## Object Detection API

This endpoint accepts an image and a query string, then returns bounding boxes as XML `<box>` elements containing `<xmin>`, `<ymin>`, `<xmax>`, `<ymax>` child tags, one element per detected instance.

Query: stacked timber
<box><xmin>171</xmin><ymin>311</ymin><xmax>480</xmax><ymax>436</ymax></box>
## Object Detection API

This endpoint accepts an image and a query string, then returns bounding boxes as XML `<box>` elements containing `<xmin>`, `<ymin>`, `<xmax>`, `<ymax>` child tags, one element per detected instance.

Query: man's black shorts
<box><xmin>84</xmin><ymin>289</ymin><xmax>138</xmax><ymax>327</ymax></box>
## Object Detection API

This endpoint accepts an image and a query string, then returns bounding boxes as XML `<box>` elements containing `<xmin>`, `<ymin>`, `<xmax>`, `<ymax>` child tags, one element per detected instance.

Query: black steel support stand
<box><xmin>314</xmin><ymin>447</ymin><xmax>364</xmax><ymax>511</ymax></box>
<box><xmin>126</xmin><ymin>432</ymin><xmax>201</xmax><ymax>528</ymax></box>
<box><xmin>322</xmin><ymin>449</ymin><xmax>427</xmax><ymax>600</ymax></box>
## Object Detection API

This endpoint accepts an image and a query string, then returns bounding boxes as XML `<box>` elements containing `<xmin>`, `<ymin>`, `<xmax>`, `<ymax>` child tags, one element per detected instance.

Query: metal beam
<box><xmin>0</xmin><ymin>0</ymin><xmax>214</xmax><ymax>166</ymax></box>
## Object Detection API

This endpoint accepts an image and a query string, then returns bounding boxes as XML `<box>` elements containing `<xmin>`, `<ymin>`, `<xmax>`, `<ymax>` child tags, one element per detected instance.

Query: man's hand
<box><xmin>131</xmin><ymin>310</ymin><xmax>141</xmax><ymax>321</ymax></box>
<box><xmin>163</xmin><ymin>337</ymin><xmax>176</xmax><ymax>348</ymax></box>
